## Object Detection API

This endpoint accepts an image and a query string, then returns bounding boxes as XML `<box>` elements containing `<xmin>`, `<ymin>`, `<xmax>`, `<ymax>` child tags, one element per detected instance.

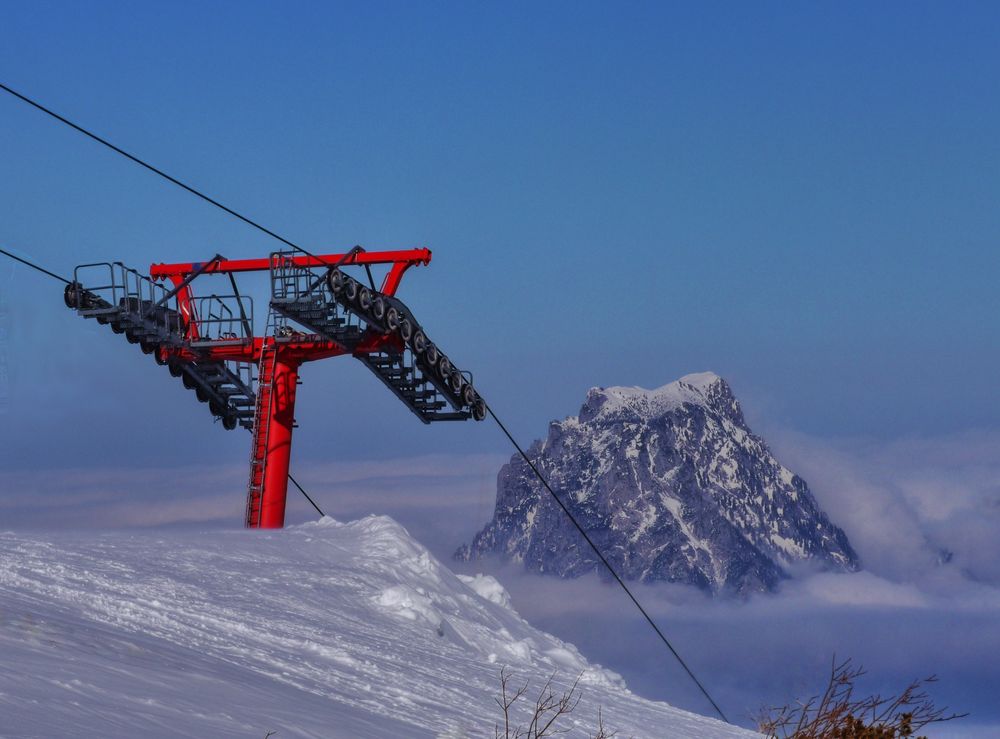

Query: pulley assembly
<box><xmin>64</xmin><ymin>247</ymin><xmax>485</xmax><ymax>528</ymax></box>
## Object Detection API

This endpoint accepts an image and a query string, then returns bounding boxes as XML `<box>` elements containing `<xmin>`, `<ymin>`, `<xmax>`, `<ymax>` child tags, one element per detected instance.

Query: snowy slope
<box><xmin>0</xmin><ymin>517</ymin><xmax>755</xmax><ymax>738</ymax></box>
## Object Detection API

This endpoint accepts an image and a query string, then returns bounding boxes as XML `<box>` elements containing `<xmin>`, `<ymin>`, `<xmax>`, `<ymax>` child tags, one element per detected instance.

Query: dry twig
<box><xmin>756</xmin><ymin>656</ymin><xmax>967</xmax><ymax>738</ymax></box>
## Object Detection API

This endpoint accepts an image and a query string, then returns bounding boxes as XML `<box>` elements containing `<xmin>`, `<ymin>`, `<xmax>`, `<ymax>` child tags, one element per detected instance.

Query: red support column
<box><xmin>258</xmin><ymin>355</ymin><xmax>300</xmax><ymax>528</ymax></box>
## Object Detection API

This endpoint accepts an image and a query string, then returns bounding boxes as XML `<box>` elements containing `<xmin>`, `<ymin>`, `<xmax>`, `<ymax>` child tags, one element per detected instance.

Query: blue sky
<box><xmin>2</xmin><ymin>6</ymin><xmax>1000</xmax><ymax>730</ymax></box>
<box><xmin>2</xmin><ymin>1</ymin><xmax>999</xmax><ymax>473</ymax></box>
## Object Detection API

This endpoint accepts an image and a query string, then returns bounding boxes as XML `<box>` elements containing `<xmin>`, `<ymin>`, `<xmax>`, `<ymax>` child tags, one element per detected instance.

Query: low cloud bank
<box><xmin>12</xmin><ymin>429</ymin><xmax>998</xmax><ymax>594</ymax></box>
<box><xmin>2</xmin><ymin>433</ymin><xmax>997</xmax><ymax>735</ymax></box>
<box><xmin>451</xmin><ymin>561</ymin><xmax>1000</xmax><ymax>737</ymax></box>
<box><xmin>0</xmin><ymin>453</ymin><xmax>504</xmax><ymax>546</ymax></box>
<box><xmin>765</xmin><ymin>428</ymin><xmax>1000</xmax><ymax>588</ymax></box>
<box><xmin>447</xmin><ymin>429</ymin><xmax>1000</xmax><ymax>736</ymax></box>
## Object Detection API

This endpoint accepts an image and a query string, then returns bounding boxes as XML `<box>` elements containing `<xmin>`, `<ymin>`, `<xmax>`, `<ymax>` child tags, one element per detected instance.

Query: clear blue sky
<box><xmin>4</xmin><ymin>6</ymin><xmax>1000</xmax><ymax>732</ymax></box>
<box><xmin>1</xmin><ymin>1</ymin><xmax>998</xmax><ymax>475</ymax></box>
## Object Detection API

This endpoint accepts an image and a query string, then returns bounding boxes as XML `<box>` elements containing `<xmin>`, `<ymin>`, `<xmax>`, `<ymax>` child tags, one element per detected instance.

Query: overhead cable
<box><xmin>0</xmin><ymin>82</ymin><xmax>729</xmax><ymax>723</ymax></box>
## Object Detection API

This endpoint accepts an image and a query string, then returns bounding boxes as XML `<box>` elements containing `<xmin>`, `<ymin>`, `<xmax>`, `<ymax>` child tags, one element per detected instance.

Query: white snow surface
<box><xmin>587</xmin><ymin>372</ymin><xmax>723</xmax><ymax>421</ymax></box>
<box><xmin>456</xmin><ymin>573</ymin><xmax>513</xmax><ymax>610</ymax></box>
<box><xmin>0</xmin><ymin>516</ymin><xmax>754</xmax><ymax>738</ymax></box>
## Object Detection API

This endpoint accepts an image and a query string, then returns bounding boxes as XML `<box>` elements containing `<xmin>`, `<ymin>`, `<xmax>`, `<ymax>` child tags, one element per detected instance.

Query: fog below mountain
<box><xmin>4</xmin><ymin>427</ymin><xmax>998</xmax><ymax>736</ymax></box>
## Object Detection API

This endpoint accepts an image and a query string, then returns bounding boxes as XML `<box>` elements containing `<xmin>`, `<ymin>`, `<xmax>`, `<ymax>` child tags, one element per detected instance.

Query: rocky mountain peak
<box><xmin>458</xmin><ymin>372</ymin><xmax>858</xmax><ymax>595</ymax></box>
<box><xmin>579</xmin><ymin>372</ymin><xmax>744</xmax><ymax>426</ymax></box>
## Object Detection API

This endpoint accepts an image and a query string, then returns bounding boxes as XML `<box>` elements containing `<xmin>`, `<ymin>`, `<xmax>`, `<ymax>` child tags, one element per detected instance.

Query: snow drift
<box><xmin>0</xmin><ymin>516</ymin><xmax>754</xmax><ymax>738</ymax></box>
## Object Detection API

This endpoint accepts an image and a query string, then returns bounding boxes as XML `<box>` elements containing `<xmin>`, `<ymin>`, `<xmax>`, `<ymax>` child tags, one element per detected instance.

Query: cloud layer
<box><xmin>2</xmin><ymin>432</ymin><xmax>998</xmax><ymax>735</ymax></box>
<box><xmin>763</xmin><ymin>428</ymin><xmax>1000</xmax><ymax>587</ymax></box>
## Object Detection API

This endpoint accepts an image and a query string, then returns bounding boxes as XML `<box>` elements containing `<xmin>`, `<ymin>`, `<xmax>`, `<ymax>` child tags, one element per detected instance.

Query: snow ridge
<box><xmin>458</xmin><ymin>373</ymin><xmax>858</xmax><ymax>594</ymax></box>
<box><xmin>0</xmin><ymin>518</ymin><xmax>753</xmax><ymax>738</ymax></box>
<box><xmin>582</xmin><ymin>372</ymin><xmax>742</xmax><ymax>425</ymax></box>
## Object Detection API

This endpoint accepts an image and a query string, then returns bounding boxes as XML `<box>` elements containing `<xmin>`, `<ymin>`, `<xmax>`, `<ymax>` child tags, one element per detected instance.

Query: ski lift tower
<box><xmin>64</xmin><ymin>247</ymin><xmax>486</xmax><ymax>528</ymax></box>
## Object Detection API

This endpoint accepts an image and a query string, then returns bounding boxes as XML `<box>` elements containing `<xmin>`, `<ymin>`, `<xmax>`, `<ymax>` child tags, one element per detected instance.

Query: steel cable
<box><xmin>0</xmin><ymin>246</ymin><xmax>326</xmax><ymax>520</ymax></box>
<box><xmin>487</xmin><ymin>404</ymin><xmax>729</xmax><ymax>722</ymax></box>
<box><xmin>1</xmin><ymin>82</ymin><xmax>730</xmax><ymax>723</ymax></box>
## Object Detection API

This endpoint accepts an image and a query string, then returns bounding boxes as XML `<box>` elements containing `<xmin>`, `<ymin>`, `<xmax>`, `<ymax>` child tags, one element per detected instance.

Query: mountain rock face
<box><xmin>458</xmin><ymin>373</ymin><xmax>859</xmax><ymax>594</ymax></box>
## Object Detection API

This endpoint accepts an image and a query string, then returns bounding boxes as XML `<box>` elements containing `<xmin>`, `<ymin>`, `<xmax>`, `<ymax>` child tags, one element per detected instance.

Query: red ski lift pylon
<box><xmin>64</xmin><ymin>247</ymin><xmax>486</xmax><ymax>529</ymax></box>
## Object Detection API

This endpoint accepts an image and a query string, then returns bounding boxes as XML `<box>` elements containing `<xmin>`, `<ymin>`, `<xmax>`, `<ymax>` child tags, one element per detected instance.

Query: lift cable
<box><xmin>0</xmin><ymin>82</ymin><xmax>333</xmax><ymax>268</ymax></box>
<box><xmin>0</xmin><ymin>84</ymin><xmax>730</xmax><ymax>723</ymax></box>
<box><xmin>226</xmin><ymin>272</ymin><xmax>254</xmax><ymax>345</ymax></box>
<box><xmin>487</xmin><ymin>405</ymin><xmax>729</xmax><ymax>723</ymax></box>
<box><xmin>0</xmin><ymin>247</ymin><xmax>70</xmax><ymax>284</ymax></box>
<box><xmin>288</xmin><ymin>472</ymin><xmax>325</xmax><ymax>517</ymax></box>
<box><xmin>0</xmin><ymin>245</ymin><xmax>326</xmax><ymax>519</ymax></box>
<box><xmin>1</xmin><ymin>248</ymin><xmax>729</xmax><ymax>723</ymax></box>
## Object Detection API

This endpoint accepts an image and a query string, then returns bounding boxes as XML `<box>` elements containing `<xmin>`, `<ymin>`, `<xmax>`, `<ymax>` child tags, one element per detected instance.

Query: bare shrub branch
<box><xmin>591</xmin><ymin>707</ymin><xmax>619</xmax><ymax>739</ymax></box>
<box><xmin>757</xmin><ymin>656</ymin><xmax>968</xmax><ymax>738</ymax></box>
<box><xmin>493</xmin><ymin>667</ymin><xmax>622</xmax><ymax>739</ymax></box>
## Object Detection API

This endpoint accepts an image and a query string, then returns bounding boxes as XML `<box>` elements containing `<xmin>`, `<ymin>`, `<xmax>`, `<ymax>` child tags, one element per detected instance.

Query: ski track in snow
<box><xmin>0</xmin><ymin>516</ymin><xmax>755</xmax><ymax>738</ymax></box>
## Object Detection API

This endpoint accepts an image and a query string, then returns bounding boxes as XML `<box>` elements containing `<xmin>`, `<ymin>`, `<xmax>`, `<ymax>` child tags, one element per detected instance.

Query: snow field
<box><xmin>0</xmin><ymin>516</ymin><xmax>756</xmax><ymax>738</ymax></box>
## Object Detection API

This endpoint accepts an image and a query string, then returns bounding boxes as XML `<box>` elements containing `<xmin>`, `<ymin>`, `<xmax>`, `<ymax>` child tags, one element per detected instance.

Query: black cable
<box><xmin>0</xmin><ymin>245</ymin><xmax>328</xmax><ymax>520</ymax></box>
<box><xmin>0</xmin><ymin>247</ymin><xmax>70</xmax><ymax>284</ymax></box>
<box><xmin>227</xmin><ymin>272</ymin><xmax>253</xmax><ymax>340</ymax></box>
<box><xmin>363</xmin><ymin>264</ymin><xmax>377</xmax><ymax>291</ymax></box>
<box><xmin>289</xmin><ymin>473</ymin><xmax>325</xmax><ymax>517</ymax></box>
<box><xmin>487</xmin><ymin>404</ymin><xmax>730</xmax><ymax>724</ymax></box>
<box><xmin>0</xmin><ymin>82</ymin><xmax>331</xmax><ymax>268</ymax></box>
<box><xmin>1</xmin><ymin>83</ymin><xmax>728</xmax><ymax>721</ymax></box>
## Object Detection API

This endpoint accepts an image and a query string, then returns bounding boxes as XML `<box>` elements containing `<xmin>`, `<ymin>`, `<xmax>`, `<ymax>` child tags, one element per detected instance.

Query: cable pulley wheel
<box><xmin>438</xmin><ymin>356</ymin><xmax>452</xmax><ymax>379</ymax></box>
<box><xmin>358</xmin><ymin>287</ymin><xmax>372</xmax><ymax>311</ymax></box>
<box><xmin>450</xmin><ymin>369</ymin><xmax>464</xmax><ymax>394</ymax></box>
<box><xmin>63</xmin><ymin>282</ymin><xmax>80</xmax><ymax>309</ymax></box>
<box><xmin>471</xmin><ymin>396</ymin><xmax>487</xmax><ymax>421</ymax></box>
<box><xmin>328</xmin><ymin>270</ymin><xmax>346</xmax><ymax>295</ymax></box>
<box><xmin>462</xmin><ymin>383</ymin><xmax>476</xmax><ymax>406</ymax></box>
<box><xmin>344</xmin><ymin>278</ymin><xmax>359</xmax><ymax>302</ymax></box>
<box><xmin>399</xmin><ymin>317</ymin><xmax>413</xmax><ymax>342</ymax></box>
<box><xmin>372</xmin><ymin>297</ymin><xmax>387</xmax><ymax>321</ymax></box>
<box><xmin>424</xmin><ymin>343</ymin><xmax>439</xmax><ymax>366</ymax></box>
<box><xmin>385</xmin><ymin>307</ymin><xmax>400</xmax><ymax>331</ymax></box>
<box><xmin>411</xmin><ymin>330</ymin><xmax>427</xmax><ymax>354</ymax></box>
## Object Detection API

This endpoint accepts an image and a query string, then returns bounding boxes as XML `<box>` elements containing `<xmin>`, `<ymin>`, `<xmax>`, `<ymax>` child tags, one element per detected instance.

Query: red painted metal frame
<box><xmin>150</xmin><ymin>249</ymin><xmax>431</xmax><ymax>279</ymax></box>
<box><xmin>152</xmin><ymin>249</ymin><xmax>430</xmax><ymax>529</ymax></box>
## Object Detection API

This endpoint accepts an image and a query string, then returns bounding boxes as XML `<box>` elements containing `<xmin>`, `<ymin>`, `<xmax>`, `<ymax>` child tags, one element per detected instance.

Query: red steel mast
<box><xmin>65</xmin><ymin>247</ymin><xmax>484</xmax><ymax>528</ymax></box>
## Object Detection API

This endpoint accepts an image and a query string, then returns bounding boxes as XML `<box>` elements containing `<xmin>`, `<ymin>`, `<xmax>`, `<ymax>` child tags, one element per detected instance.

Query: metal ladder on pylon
<box><xmin>244</xmin><ymin>317</ymin><xmax>280</xmax><ymax>527</ymax></box>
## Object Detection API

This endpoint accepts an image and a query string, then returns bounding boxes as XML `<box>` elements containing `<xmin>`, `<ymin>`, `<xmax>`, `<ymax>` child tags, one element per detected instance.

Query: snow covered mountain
<box><xmin>458</xmin><ymin>373</ymin><xmax>858</xmax><ymax>594</ymax></box>
<box><xmin>0</xmin><ymin>517</ymin><xmax>754</xmax><ymax>738</ymax></box>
